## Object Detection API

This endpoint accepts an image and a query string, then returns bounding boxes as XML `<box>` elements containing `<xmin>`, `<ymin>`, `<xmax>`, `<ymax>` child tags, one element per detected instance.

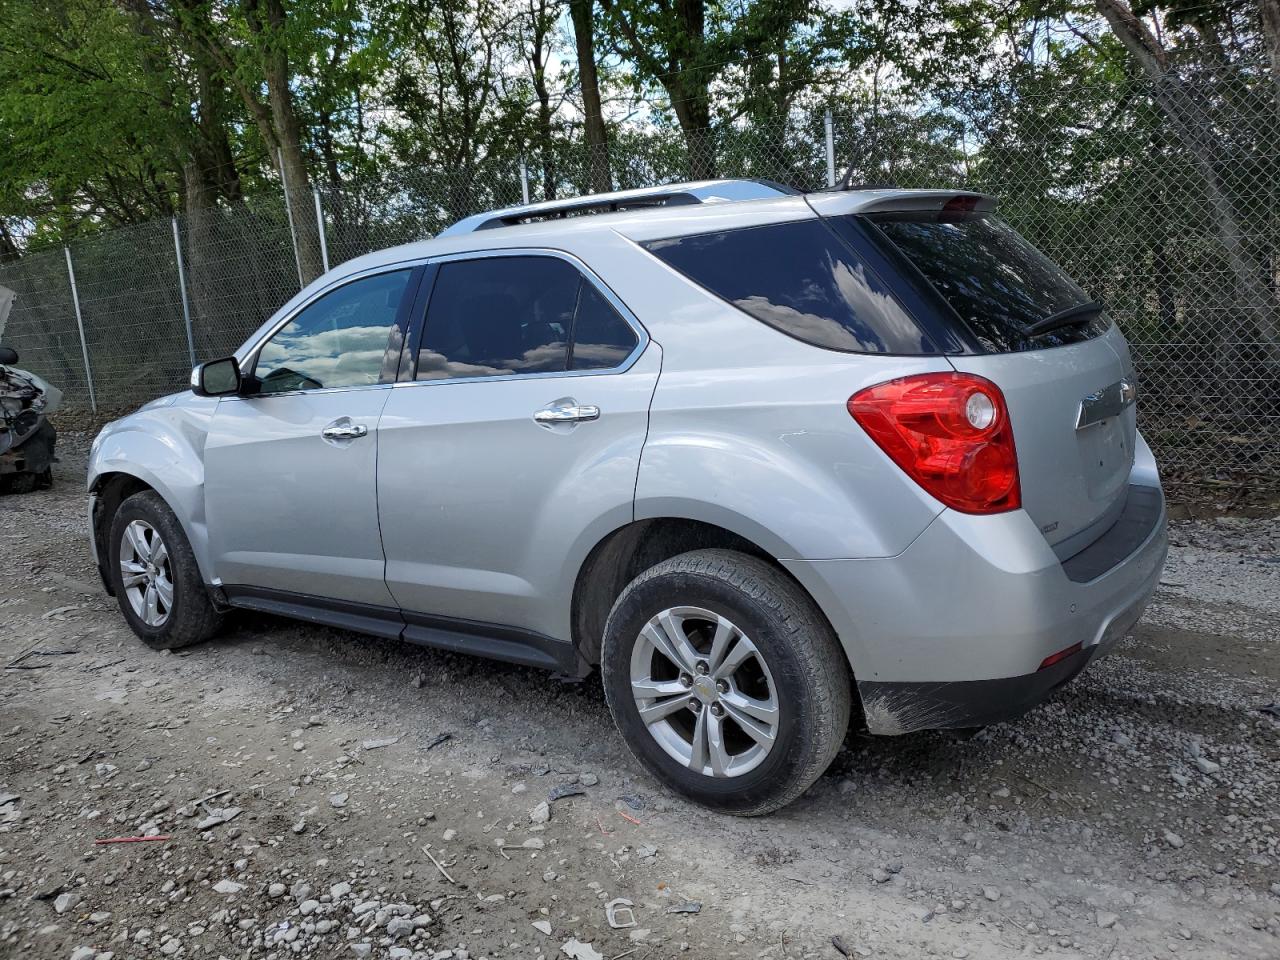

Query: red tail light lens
<box><xmin>848</xmin><ymin>372</ymin><xmax>1021</xmax><ymax>514</ymax></box>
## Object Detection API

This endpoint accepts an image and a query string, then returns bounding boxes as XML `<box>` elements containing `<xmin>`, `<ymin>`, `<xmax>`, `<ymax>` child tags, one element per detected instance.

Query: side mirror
<box><xmin>191</xmin><ymin>357</ymin><xmax>243</xmax><ymax>397</ymax></box>
<box><xmin>0</xmin><ymin>346</ymin><xmax>17</xmax><ymax>365</ymax></box>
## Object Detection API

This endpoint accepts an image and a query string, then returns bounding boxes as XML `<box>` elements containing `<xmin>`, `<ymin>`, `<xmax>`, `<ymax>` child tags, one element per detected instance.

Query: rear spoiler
<box><xmin>806</xmin><ymin>190</ymin><xmax>997</xmax><ymax>219</ymax></box>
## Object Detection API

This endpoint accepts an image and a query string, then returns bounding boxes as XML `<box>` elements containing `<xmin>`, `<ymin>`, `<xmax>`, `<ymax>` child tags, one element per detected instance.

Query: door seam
<box><xmin>631</xmin><ymin>340</ymin><xmax>664</xmax><ymax>522</ymax></box>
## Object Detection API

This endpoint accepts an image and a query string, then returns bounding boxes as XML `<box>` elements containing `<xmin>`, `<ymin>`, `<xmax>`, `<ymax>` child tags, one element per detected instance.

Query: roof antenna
<box><xmin>836</xmin><ymin>160</ymin><xmax>857</xmax><ymax>192</ymax></box>
<box><xmin>831</xmin><ymin>159</ymin><xmax>899</xmax><ymax>193</ymax></box>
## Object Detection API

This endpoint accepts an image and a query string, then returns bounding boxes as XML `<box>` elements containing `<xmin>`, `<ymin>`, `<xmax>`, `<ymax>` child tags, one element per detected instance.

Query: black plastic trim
<box><xmin>398</xmin><ymin>262</ymin><xmax>439</xmax><ymax>382</ymax></box>
<box><xmin>1061</xmin><ymin>483</ymin><xmax>1164</xmax><ymax>583</ymax></box>
<box><xmin>478</xmin><ymin>191</ymin><xmax>701</xmax><ymax>230</ymax></box>
<box><xmin>223</xmin><ymin>585</ymin><xmax>405</xmax><ymax>640</ymax></box>
<box><xmin>221</xmin><ymin>585</ymin><xmax>582</xmax><ymax>675</ymax></box>
<box><xmin>379</xmin><ymin>265</ymin><xmax>428</xmax><ymax>383</ymax></box>
<box><xmin>401</xmin><ymin>610</ymin><xmax>581</xmax><ymax>674</ymax></box>
<box><xmin>858</xmin><ymin>647</ymin><xmax>1092</xmax><ymax>734</ymax></box>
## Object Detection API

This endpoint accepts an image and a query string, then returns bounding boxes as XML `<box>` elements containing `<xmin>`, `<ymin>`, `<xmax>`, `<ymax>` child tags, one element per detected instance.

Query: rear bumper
<box><xmin>784</xmin><ymin>480</ymin><xmax>1167</xmax><ymax>735</ymax></box>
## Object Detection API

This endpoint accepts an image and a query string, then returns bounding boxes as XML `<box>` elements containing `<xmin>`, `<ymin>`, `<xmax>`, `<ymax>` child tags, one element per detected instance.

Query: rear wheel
<box><xmin>108</xmin><ymin>490</ymin><xmax>222</xmax><ymax>649</ymax></box>
<box><xmin>601</xmin><ymin>549</ymin><xmax>851</xmax><ymax>815</ymax></box>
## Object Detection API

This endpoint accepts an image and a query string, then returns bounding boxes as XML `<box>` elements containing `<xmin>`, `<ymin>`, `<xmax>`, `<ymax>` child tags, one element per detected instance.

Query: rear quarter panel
<box><xmin>584</xmin><ymin>231</ymin><xmax>949</xmax><ymax>560</ymax></box>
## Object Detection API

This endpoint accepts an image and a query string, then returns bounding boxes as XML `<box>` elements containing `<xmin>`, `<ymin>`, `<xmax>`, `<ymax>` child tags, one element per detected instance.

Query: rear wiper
<box><xmin>1020</xmin><ymin>300</ymin><xmax>1105</xmax><ymax>338</ymax></box>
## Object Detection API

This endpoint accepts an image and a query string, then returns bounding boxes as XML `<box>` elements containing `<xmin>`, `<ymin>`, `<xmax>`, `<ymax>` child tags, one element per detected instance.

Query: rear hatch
<box><xmin>857</xmin><ymin>205</ymin><xmax>1136</xmax><ymax>553</ymax></box>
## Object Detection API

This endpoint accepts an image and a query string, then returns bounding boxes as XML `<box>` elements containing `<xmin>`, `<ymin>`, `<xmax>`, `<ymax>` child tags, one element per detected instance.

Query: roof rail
<box><xmin>437</xmin><ymin>179</ymin><xmax>795</xmax><ymax>237</ymax></box>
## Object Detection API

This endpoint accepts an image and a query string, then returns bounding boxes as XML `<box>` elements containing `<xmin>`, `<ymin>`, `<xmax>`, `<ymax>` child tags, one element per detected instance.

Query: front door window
<box><xmin>255</xmin><ymin>269</ymin><xmax>412</xmax><ymax>393</ymax></box>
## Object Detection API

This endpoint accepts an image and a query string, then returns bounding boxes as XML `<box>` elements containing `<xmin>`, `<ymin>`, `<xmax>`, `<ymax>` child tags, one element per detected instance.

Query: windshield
<box><xmin>868</xmin><ymin>214</ymin><xmax>1110</xmax><ymax>352</ymax></box>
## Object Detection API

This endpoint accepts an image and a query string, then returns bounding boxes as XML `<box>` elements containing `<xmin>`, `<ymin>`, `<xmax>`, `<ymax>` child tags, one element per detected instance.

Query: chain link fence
<box><xmin>2</xmin><ymin>65</ymin><xmax>1277</xmax><ymax>494</ymax></box>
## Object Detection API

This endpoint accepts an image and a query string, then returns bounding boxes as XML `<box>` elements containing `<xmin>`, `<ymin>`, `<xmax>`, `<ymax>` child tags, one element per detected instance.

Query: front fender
<box><xmin>89</xmin><ymin>398</ymin><xmax>218</xmax><ymax>583</ymax></box>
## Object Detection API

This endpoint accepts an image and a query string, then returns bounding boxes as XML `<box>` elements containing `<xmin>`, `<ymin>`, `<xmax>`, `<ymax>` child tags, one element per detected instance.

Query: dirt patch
<box><xmin>1</xmin><ymin>438</ymin><xmax>1278</xmax><ymax>959</ymax></box>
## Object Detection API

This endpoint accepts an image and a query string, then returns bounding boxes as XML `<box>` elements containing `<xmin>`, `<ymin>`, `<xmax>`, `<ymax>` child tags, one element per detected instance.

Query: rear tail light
<box><xmin>848</xmin><ymin>372</ymin><xmax>1021</xmax><ymax>514</ymax></box>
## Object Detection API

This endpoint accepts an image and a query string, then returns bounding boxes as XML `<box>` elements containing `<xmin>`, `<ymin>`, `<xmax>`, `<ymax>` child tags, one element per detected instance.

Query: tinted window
<box><xmin>570</xmin><ymin>284</ymin><xmax>638</xmax><ymax>370</ymax></box>
<box><xmin>255</xmin><ymin>269</ymin><xmax>410</xmax><ymax>393</ymax></box>
<box><xmin>870</xmin><ymin>215</ymin><xmax>1109</xmax><ymax>352</ymax></box>
<box><xmin>643</xmin><ymin>220</ymin><xmax>930</xmax><ymax>354</ymax></box>
<box><xmin>418</xmin><ymin>257</ymin><xmax>577</xmax><ymax>380</ymax></box>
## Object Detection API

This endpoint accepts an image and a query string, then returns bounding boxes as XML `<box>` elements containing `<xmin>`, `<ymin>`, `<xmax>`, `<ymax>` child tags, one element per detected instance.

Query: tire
<box><xmin>107</xmin><ymin>490</ymin><xmax>223</xmax><ymax>650</ymax></box>
<box><xmin>0</xmin><ymin>472</ymin><xmax>38</xmax><ymax>495</ymax></box>
<box><xmin>600</xmin><ymin>549</ymin><xmax>851</xmax><ymax>816</ymax></box>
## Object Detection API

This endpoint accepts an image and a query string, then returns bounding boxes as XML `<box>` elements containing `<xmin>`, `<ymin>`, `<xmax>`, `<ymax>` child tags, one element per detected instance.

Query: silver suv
<box><xmin>88</xmin><ymin>181</ymin><xmax>1168</xmax><ymax>814</ymax></box>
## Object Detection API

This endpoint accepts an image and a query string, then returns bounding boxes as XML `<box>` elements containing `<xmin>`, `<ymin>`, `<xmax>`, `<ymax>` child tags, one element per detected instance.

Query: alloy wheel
<box><xmin>629</xmin><ymin>605</ymin><xmax>780</xmax><ymax>778</ymax></box>
<box><xmin>119</xmin><ymin>519</ymin><xmax>173</xmax><ymax>627</ymax></box>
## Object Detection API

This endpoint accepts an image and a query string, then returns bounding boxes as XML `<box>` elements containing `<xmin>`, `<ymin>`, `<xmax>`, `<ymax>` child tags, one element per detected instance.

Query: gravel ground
<box><xmin>1</xmin><ymin>436</ymin><xmax>1278</xmax><ymax>960</ymax></box>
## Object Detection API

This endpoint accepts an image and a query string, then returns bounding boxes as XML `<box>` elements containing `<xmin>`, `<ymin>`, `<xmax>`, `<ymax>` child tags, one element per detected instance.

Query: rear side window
<box><xmin>643</xmin><ymin>220</ymin><xmax>932</xmax><ymax>354</ymax></box>
<box><xmin>417</xmin><ymin>257</ymin><xmax>577</xmax><ymax>380</ymax></box>
<box><xmin>869</xmin><ymin>215</ymin><xmax>1109</xmax><ymax>352</ymax></box>
<box><xmin>416</xmin><ymin>255</ymin><xmax>640</xmax><ymax>381</ymax></box>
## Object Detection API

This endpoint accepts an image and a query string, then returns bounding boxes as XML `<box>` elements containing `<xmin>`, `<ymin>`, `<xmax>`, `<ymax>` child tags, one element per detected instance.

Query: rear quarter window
<box><xmin>643</xmin><ymin>219</ymin><xmax>934</xmax><ymax>354</ymax></box>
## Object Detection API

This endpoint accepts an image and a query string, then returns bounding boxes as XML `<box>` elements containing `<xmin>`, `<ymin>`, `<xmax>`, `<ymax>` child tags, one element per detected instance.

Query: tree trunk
<box><xmin>569</xmin><ymin>0</ymin><xmax>612</xmax><ymax>192</ymax></box>
<box><xmin>244</xmin><ymin>0</ymin><xmax>324</xmax><ymax>283</ymax></box>
<box><xmin>1152</xmin><ymin>238</ymin><xmax>1177</xmax><ymax>333</ymax></box>
<box><xmin>182</xmin><ymin>160</ymin><xmax>220</xmax><ymax>358</ymax></box>
<box><xmin>528</xmin><ymin>1</ymin><xmax>556</xmax><ymax>202</ymax></box>
<box><xmin>669</xmin><ymin>83</ymin><xmax>716</xmax><ymax>179</ymax></box>
<box><xmin>666</xmin><ymin>0</ymin><xmax>714</xmax><ymax>179</ymax></box>
<box><xmin>1097</xmin><ymin>0</ymin><xmax>1280</xmax><ymax>364</ymax></box>
<box><xmin>1261</xmin><ymin>0</ymin><xmax>1280</xmax><ymax>114</ymax></box>
<box><xmin>195</xmin><ymin>60</ymin><xmax>243</xmax><ymax>204</ymax></box>
<box><xmin>0</xmin><ymin>220</ymin><xmax>21</xmax><ymax>263</ymax></box>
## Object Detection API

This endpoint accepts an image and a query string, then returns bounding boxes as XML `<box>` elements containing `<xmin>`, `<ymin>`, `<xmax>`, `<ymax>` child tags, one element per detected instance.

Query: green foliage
<box><xmin>0</xmin><ymin>1</ymin><xmax>183</xmax><ymax>244</ymax></box>
<box><xmin>0</xmin><ymin>0</ymin><xmax>1276</xmax><ymax>267</ymax></box>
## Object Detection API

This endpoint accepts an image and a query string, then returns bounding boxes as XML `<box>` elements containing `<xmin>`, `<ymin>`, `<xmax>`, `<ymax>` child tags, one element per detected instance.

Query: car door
<box><xmin>376</xmin><ymin>250</ymin><xmax>659</xmax><ymax>658</ymax></box>
<box><xmin>204</xmin><ymin>266</ymin><xmax>421</xmax><ymax>614</ymax></box>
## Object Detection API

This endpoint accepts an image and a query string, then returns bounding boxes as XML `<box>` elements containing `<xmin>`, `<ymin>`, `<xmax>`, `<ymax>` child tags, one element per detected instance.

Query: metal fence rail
<box><xmin>1</xmin><ymin>70</ymin><xmax>1277</xmax><ymax>491</ymax></box>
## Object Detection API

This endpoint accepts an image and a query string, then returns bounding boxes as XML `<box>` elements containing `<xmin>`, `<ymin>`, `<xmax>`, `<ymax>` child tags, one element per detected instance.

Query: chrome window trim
<box><xmin>399</xmin><ymin>246</ymin><xmax>650</xmax><ymax>390</ymax></box>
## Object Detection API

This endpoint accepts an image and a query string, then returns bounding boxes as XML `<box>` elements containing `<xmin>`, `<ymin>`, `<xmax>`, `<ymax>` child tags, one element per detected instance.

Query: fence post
<box><xmin>172</xmin><ymin>217</ymin><xmax>196</xmax><ymax>369</ymax></box>
<box><xmin>63</xmin><ymin>246</ymin><xmax>97</xmax><ymax>414</ymax></box>
<box><xmin>519</xmin><ymin>160</ymin><xmax>531</xmax><ymax>205</ymax></box>
<box><xmin>278</xmin><ymin>147</ymin><xmax>305</xmax><ymax>289</ymax></box>
<box><xmin>824</xmin><ymin>109</ymin><xmax>836</xmax><ymax>187</ymax></box>
<box><xmin>313</xmin><ymin>186</ymin><xmax>330</xmax><ymax>274</ymax></box>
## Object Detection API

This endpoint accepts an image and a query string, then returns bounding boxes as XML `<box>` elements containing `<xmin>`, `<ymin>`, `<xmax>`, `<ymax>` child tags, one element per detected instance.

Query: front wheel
<box><xmin>107</xmin><ymin>490</ymin><xmax>223</xmax><ymax>649</ymax></box>
<box><xmin>600</xmin><ymin>549</ymin><xmax>852</xmax><ymax>816</ymax></box>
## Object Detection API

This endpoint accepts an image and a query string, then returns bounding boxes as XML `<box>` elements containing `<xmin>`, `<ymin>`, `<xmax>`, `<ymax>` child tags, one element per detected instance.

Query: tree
<box><xmin>520</xmin><ymin>0</ymin><xmax>562</xmax><ymax>200</ymax></box>
<box><xmin>596</xmin><ymin>0</ymin><xmax>724</xmax><ymax>178</ymax></box>
<box><xmin>1095</xmin><ymin>0</ymin><xmax>1280</xmax><ymax>364</ymax></box>
<box><xmin>166</xmin><ymin>0</ymin><xmax>325</xmax><ymax>280</ymax></box>
<box><xmin>0</xmin><ymin>0</ymin><xmax>188</xmax><ymax>242</ymax></box>
<box><xmin>1262</xmin><ymin>0</ymin><xmax>1280</xmax><ymax>112</ymax></box>
<box><xmin>377</xmin><ymin>0</ymin><xmax>531</xmax><ymax>222</ymax></box>
<box><xmin>569</xmin><ymin>0</ymin><xmax>613</xmax><ymax>192</ymax></box>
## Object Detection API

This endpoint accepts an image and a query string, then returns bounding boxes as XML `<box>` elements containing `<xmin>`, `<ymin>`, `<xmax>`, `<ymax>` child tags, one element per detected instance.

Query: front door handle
<box><xmin>533</xmin><ymin>400</ymin><xmax>600</xmax><ymax>426</ymax></box>
<box><xmin>321</xmin><ymin>422</ymin><xmax>368</xmax><ymax>441</ymax></box>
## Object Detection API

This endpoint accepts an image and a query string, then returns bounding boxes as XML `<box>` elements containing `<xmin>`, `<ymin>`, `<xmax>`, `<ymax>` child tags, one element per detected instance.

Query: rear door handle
<box><xmin>321</xmin><ymin>422</ymin><xmax>368</xmax><ymax>440</ymax></box>
<box><xmin>533</xmin><ymin>400</ymin><xmax>600</xmax><ymax>425</ymax></box>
